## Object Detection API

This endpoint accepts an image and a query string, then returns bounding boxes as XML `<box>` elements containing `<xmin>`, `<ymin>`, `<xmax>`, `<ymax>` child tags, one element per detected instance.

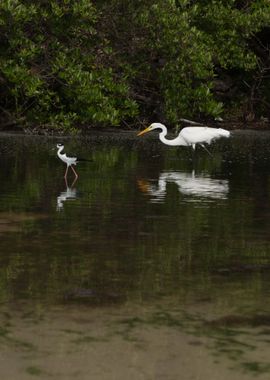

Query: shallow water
<box><xmin>1</xmin><ymin>130</ymin><xmax>270</xmax><ymax>379</ymax></box>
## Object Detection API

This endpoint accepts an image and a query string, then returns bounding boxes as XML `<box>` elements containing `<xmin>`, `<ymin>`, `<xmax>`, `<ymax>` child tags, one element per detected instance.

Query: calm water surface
<box><xmin>1</xmin><ymin>130</ymin><xmax>270</xmax><ymax>379</ymax></box>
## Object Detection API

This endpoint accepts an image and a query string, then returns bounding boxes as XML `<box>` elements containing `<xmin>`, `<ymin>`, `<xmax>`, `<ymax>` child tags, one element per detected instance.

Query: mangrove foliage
<box><xmin>0</xmin><ymin>0</ymin><xmax>270</xmax><ymax>131</ymax></box>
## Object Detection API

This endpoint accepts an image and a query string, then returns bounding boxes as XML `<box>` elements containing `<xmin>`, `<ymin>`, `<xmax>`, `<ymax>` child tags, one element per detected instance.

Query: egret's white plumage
<box><xmin>137</xmin><ymin>122</ymin><xmax>230</xmax><ymax>152</ymax></box>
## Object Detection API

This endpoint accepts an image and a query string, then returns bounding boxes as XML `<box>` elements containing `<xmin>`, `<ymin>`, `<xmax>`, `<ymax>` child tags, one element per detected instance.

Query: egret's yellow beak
<box><xmin>137</xmin><ymin>126</ymin><xmax>151</xmax><ymax>137</ymax></box>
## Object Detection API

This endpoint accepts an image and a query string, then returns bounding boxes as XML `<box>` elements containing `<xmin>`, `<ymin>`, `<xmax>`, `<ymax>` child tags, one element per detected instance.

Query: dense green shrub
<box><xmin>100</xmin><ymin>0</ymin><xmax>270</xmax><ymax>125</ymax></box>
<box><xmin>0</xmin><ymin>0</ymin><xmax>138</xmax><ymax>130</ymax></box>
<box><xmin>0</xmin><ymin>0</ymin><xmax>269</xmax><ymax>131</ymax></box>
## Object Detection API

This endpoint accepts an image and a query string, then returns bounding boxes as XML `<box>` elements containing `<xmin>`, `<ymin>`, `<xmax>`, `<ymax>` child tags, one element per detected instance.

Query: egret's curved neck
<box><xmin>157</xmin><ymin>126</ymin><xmax>187</xmax><ymax>146</ymax></box>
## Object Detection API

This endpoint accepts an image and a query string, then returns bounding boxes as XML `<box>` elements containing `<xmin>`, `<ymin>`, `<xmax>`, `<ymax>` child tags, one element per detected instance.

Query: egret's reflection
<box><xmin>57</xmin><ymin>177</ymin><xmax>78</xmax><ymax>211</ymax></box>
<box><xmin>138</xmin><ymin>170</ymin><xmax>229</xmax><ymax>203</ymax></box>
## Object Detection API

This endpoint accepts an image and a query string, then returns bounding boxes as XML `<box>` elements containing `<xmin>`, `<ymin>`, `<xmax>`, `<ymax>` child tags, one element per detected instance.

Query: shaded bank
<box><xmin>1</xmin><ymin>119</ymin><xmax>270</xmax><ymax>136</ymax></box>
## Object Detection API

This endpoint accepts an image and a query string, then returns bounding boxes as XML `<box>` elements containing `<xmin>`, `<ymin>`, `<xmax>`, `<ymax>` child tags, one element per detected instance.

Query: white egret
<box><xmin>56</xmin><ymin>143</ymin><xmax>92</xmax><ymax>178</ymax></box>
<box><xmin>137</xmin><ymin>122</ymin><xmax>230</xmax><ymax>154</ymax></box>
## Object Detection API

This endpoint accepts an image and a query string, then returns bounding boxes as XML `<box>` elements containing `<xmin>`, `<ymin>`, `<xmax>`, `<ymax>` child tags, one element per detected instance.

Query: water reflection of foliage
<box><xmin>0</xmin><ymin>136</ymin><xmax>270</xmax><ymax>312</ymax></box>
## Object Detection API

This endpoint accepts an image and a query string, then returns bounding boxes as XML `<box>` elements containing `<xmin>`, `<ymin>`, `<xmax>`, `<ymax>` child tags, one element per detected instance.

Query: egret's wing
<box><xmin>180</xmin><ymin>127</ymin><xmax>229</xmax><ymax>145</ymax></box>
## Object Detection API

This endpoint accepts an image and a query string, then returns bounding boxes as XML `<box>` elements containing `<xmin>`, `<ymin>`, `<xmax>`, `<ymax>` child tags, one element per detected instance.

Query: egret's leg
<box><xmin>200</xmin><ymin>144</ymin><xmax>213</xmax><ymax>157</ymax></box>
<box><xmin>191</xmin><ymin>144</ymin><xmax>196</xmax><ymax>160</ymax></box>
<box><xmin>189</xmin><ymin>145</ymin><xmax>196</xmax><ymax>164</ymax></box>
<box><xmin>71</xmin><ymin>165</ymin><xmax>78</xmax><ymax>178</ymax></box>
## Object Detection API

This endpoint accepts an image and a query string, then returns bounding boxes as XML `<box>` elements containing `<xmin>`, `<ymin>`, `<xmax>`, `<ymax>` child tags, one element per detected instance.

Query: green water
<box><xmin>1</xmin><ymin>130</ymin><xmax>270</xmax><ymax>379</ymax></box>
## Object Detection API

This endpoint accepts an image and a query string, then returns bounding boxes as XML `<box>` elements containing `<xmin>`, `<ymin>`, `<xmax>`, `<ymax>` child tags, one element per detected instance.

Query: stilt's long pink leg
<box><xmin>71</xmin><ymin>165</ymin><xmax>78</xmax><ymax>178</ymax></box>
<box><xmin>64</xmin><ymin>166</ymin><xmax>69</xmax><ymax>178</ymax></box>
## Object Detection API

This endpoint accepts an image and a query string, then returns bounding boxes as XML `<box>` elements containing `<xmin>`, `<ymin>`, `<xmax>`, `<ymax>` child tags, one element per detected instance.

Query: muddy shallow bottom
<box><xmin>2</xmin><ymin>300</ymin><xmax>270</xmax><ymax>380</ymax></box>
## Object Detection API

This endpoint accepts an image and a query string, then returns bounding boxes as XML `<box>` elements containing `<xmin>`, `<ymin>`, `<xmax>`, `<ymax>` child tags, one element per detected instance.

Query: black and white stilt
<box><xmin>56</xmin><ymin>143</ymin><xmax>91</xmax><ymax>178</ymax></box>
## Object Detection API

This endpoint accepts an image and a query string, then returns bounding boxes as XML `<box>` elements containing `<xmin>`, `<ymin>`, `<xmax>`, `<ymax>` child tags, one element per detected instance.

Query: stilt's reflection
<box><xmin>138</xmin><ymin>170</ymin><xmax>229</xmax><ymax>203</ymax></box>
<box><xmin>57</xmin><ymin>177</ymin><xmax>78</xmax><ymax>211</ymax></box>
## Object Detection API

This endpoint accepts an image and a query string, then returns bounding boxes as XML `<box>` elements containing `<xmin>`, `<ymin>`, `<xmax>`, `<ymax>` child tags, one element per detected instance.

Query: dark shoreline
<box><xmin>1</xmin><ymin>120</ymin><xmax>270</xmax><ymax>140</ymax></box>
